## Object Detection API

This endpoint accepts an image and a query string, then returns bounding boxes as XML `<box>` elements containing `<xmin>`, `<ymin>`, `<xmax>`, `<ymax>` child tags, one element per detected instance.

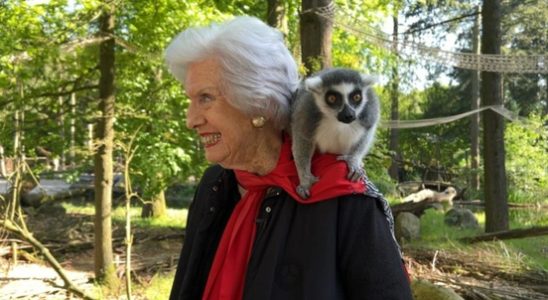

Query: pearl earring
<box><xmin>251</xmin><ymin>116</ymin><xmax>266</xmax><ymax>128</ymax></box>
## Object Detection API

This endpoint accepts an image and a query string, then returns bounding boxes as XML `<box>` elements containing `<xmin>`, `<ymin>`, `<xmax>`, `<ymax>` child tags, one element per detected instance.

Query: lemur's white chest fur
<box><xmin>314</xmin><ymin>116</ymin><xmax>365</xmax><ymax>154</ymax></box>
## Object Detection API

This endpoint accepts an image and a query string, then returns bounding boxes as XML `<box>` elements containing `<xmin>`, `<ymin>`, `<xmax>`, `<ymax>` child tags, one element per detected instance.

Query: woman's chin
<box><xmin>204</xmin><ymin>150</ymin><xmax>227</xmax><ymax>166</ymax></box>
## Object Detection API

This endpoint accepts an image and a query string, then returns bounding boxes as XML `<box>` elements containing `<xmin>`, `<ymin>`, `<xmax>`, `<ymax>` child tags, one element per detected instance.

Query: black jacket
<box><xmin>170</xmin><ymin>165</ymin><xmax>413</xmax><ymax>300</ymax></box>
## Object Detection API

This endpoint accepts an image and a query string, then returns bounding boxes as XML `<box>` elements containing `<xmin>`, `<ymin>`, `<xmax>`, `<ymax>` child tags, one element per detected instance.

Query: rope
<box><xmin>301</xmin><ymin>2</ymin><xmax>336</xmax><ymax>18</ymax></box>
<box><xmin>379</xmin><ymin>105</ymin><xmax>519</xmax><ymax>129</ymax></box>
<box><xmin>315</xmin><ymin>8</ymin><xmax>548</xmax><ymax>74</ymax></box>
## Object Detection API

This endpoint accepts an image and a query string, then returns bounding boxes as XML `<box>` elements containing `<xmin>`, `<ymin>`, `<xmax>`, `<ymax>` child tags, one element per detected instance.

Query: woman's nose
<box><xmin>185</xmin><ymin>99</ymin><xmax>204</xmax><ymax>129</ymax></box>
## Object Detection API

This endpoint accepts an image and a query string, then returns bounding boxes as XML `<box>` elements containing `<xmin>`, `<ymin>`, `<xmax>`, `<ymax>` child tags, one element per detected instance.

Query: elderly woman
<box><xmin>165</xmin><ymin>16</ymin><xmax>412</xmax><ymax>300</ymax></box>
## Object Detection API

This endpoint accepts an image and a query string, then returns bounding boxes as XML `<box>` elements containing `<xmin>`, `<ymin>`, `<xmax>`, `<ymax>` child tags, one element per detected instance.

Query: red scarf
<box><xmin>202</xmin><ymin>137</ymin><xmax>366</xmax><ymax>300</ymax></box>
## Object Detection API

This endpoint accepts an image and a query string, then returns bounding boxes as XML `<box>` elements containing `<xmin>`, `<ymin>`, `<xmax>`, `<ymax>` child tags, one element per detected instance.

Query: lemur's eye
<box><xmin>352</xmin><ymin>93</ymin><xmax>362</xmax><ymax>102</ymax></box>
<box><xmin>327</xmin><ymin>94</ymin><xmax>337</xmax><ymax>103</ymax></box>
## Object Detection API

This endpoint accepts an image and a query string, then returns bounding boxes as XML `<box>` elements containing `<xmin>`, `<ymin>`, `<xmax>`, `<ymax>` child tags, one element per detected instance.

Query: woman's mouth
<box><xmin>200</xmin><ymin>133</ymin><xmax>221</xmax><ymax>148</ymax></box>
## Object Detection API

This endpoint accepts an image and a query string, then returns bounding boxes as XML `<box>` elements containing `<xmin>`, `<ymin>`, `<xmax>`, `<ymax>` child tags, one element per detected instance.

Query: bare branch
<box><xmin>30</xmin><ymin>84</ymin><xmax>99</xmax><ymax>99</ymax></box>
<box><xmin>1</xmin><ymin>220</ymin><xmax>97</xmax><ymax>300</ymax></box>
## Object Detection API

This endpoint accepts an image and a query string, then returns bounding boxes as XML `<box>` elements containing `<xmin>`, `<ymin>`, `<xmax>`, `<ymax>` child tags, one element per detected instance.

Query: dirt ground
<box><xmin>1</xmin><ymin>205</ymin><xmax>183</xmax><ymax>299</ymax></box>
<box><xmin>1</xmin><ymin>205</ymin><xmax>547</xmax><ymax>299</ymax></box>
<box><xmin>406</xmin><ymin>248</ymin><xmax>548</xmax><ymax>299</ymax></box>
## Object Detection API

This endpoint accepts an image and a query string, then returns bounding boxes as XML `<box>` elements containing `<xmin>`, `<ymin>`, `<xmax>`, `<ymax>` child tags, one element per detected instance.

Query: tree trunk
<box><xmin>481</xmin><ymin>0</ymin><xmax>508</xmax><ymax>232</ymax></box>
<box><xmin>57</xmin><ymin>95</ymin><xmax>65</xmax><ymax>171</ymax></box>
<box><xmin>93</xmin><ymin>2</ymin><xmax>119</xmax><ymax>288</ymax></box>
<box><xmin>141</xmin><ymin>190</ymin><xmax>167</xmax><ymax>218</ymax></box>
<box><xmin>300</xmin><ymin>0</ymin><xmax>333</xmax><ymax>74</ymax></box>
<box><xmin>470</xmin><ymin>8</ymin><xmax>481</xmax><ymax>191</ymax></box>
<box><xmin>388</xmin><ymin>15</ymin><xmax>401</xmax><ymax>181</ymax></box>
<box><xmin>15</xmin><ymin>82</ymin><xmax>26</xmax><ymax>156</ymax></box>
<box><xmin>14</xmin><ymin>110</ymin><xmax>21</xmax><ymax>155</ymax></box>
<box><xmin>88</xmin><ymin>123</ymin><xmax>94</xmax><ymax>153</ymax></box>
<box><xmin>267</xmin><ymin>0</ymin><xmax>284</xmax><ymax>28</ymax></box>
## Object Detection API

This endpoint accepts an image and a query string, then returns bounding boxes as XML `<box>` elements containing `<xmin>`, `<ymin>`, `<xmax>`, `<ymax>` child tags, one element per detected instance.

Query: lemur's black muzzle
<box><xmin>337</xmin><ymin>105</ymin><xmax>356</xmax><ymax>123</ymax></box>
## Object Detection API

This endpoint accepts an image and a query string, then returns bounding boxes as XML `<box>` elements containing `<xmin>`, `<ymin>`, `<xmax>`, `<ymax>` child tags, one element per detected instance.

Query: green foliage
<box><xmin>504</xmin><ymin>115</ymin><xmax>547</xmax><ymax>202</ymax></box>
<box><xmin>331</xmin><ymin>0</ymin><xmax>393</xmax><ymax>73</ymax></box>
<box><xmin>381</xmin><ymin>83</ymin><xmax>470</xmax><ymax>183</ymax></box>
<box><xmin>502</xmin><ymin>1</ymin><xmax>547</xmax><ymax>117</ymax></box>
<box><xmin>112</xmin><ymin>0</ymin><xmax>224</xmax><ymax>198</ymax></box>
<box><xmin>364</xmin><ymin>140</ymin><xmax>398</xmax><ymax>197</ymax></box>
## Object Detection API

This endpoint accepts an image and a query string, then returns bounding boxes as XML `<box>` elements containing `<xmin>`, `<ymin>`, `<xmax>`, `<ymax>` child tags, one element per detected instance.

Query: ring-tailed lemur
<box><xmin>290</xmin><ymin>68</ymin><xmax>380</xmax><ymax>199</ymax></box>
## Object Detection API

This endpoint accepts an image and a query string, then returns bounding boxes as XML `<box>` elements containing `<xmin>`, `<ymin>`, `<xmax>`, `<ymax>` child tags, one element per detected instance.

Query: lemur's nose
<box><xmin>337</xmin><ymin>109</ymin><xmax>356</xmax><ymax>124</ymax></box>
<box><xmin>337</xmin><ymin>104</ymin><xmax>356</xmax><ymax>123</ymax></box>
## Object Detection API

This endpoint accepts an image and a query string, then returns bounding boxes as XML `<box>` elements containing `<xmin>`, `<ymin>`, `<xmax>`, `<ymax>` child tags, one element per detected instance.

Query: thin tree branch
<box><xmin>1</xmin><ymin>219</ymin><xmax>97</xmax><ymax>300</ymax></box>
<box><xmin>30</xmin><ymin>84</ymin><xmax>99</xmax><ymax>99</ymax></box>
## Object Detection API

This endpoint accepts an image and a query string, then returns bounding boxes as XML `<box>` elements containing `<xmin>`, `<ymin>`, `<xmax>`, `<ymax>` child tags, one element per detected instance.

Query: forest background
<box><xmin>0</xmin><ymin>0</ymin><xmax>546</xmax><ymax>299</ymax></box>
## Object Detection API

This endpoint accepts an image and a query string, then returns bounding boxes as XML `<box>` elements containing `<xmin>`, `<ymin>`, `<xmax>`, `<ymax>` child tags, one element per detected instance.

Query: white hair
<box><xmin>165</xmin><ymin>16</ymin><xmax>300</xmax><ymax>129</ymax></box>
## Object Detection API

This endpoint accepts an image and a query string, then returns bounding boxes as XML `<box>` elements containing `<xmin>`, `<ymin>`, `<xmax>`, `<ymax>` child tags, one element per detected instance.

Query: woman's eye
<box><xmin>199</xmin><ymin>94</ymin><xmax>214</xmax><ymax>103</ymax></box>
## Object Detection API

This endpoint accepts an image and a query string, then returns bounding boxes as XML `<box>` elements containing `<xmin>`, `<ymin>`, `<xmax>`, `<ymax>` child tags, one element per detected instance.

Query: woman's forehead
<box><xmin>185</xmin><ymin>59</ymin><xmax>222</xmax><ymax>95</ymax></box>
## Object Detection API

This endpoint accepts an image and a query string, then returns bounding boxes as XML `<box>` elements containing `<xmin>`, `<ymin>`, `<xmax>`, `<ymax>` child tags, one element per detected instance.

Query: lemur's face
<box><xmin>303</xmin><ymin>69</ymin><xmax>377</xmax><ymax>125</ymax></box>
<box><xmin>322</xmin><ymin>83</ymin><xmax>365</xmax><ymax>124</ymax></box>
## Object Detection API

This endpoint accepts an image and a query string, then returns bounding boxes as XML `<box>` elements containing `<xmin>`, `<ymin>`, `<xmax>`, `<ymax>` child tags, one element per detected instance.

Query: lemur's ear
<box><xmin>304</xmin><ymin>76</ymin><xmax>323</xmax><ymax>94</ymax></box>
<box><xmin>360</xmin><ymin>74</ymin><xmax>380</xmax><ymax>87</ymax></box>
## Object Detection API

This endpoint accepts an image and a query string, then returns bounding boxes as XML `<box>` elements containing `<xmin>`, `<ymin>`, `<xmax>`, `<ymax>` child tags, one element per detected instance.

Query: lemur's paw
<box><xmin>347</xmin><ymin>167</ymin><xmax>365</xmax><ymax>181</ymax></box>
<box><xmin>337</xmin><ymin>156</ymin><xmax>364</xmax><ymax>182</ymax></box>
<box><xmin>344</xmin><ymin>161</ymin><xmax>365</xmax><ymax>181</ymax></box>
<box><xmin>296</xmin><ymin>175</ymin><xmax>318</xmax><ymax>199</ymax></box>
<box><xmin>336</xmin><ymin>155</ymin><xmax>350</xmax><ymax>162</ymax></box>
<box><xmin>296</xmin><ymin>185</ymin><xmax>311</xmax><ymax>199</ymax></box>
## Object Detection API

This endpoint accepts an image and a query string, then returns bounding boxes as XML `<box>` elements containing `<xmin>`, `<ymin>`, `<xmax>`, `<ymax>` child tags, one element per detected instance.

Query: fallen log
<box><xmin>402</xmin><ymin>187</ymin><xmax>457</xmax><ymax>203</ymax></box>
<box><xmin>391</xmin><ymin>198</ymin><xmax>442</xmax><ymax>217</ymax></box>
<box><xmin>391</xmin><ymin>187</ymin><xmax>458</xmax><ymax>218</ymax></box>
<box><xmin>460</xmin><ymin>226</ymin><xmax>548</xmax><ymax>244</ymax></box>
<box><xmin>397</xmin><ymin>181</ymin><xmax>456</xmax><ymax>194</ymax></box>
<box><xmin>22</xmin><ymin>188</ymin><xmax>88</xmax><ymax>208</ymax></box>
<box><xmin>453</xmin><ymin>200</ymin><xmax>548</xmax><ymax>209</ymax></box>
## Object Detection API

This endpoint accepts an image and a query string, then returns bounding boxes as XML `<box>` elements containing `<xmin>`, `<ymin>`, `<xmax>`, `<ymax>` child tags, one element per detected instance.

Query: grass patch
<box><xmin>138</xmin><ymin>271</ymin><xmax>176</xmax><ymax>300</ymax></box>
<box><xmin>510</xmin><ymin>208</ymin><xmax>548</xmax><ymax>227</ymax></box>
<box><xmin>407</xmin><ymin>208</ymin><xmax>548</xmax><ymax>271</ymax></box>
<box><xmin>130</xmin><ymin>209</ymin><xmax>188</xmax><ymax>229</ymax></box>
<box><xmin>503</xmin><ymin>236</ymin><xmax>548</xmax><ymax>270</ymax></box>
<box><xmin>61</xmin><ymin>202</ymin><xmax>188</xmax><ymax>229</ymax></box>
<box><xmin>407</xmin><ymin>209</ymin><xmax>482</xmax><ymax>249</ymax></box>
<box><xmin>62</xmin><ymin>202</ymin><xmax>96</xmax><ymax>215</ymax></box>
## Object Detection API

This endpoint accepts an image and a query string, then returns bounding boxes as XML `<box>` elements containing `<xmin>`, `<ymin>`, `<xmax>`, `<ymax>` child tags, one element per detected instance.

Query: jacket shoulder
<box><xmin>201</xmin><ymin>164</ymin><xmax>226</xmax><ymax>183</ymax></box>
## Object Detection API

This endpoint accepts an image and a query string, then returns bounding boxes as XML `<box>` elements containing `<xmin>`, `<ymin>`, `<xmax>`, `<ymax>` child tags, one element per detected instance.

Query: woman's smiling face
<box><xmin>184</xmin><ymin>59</ymin><xmax>263</xmax><ymax>170</ymax></box>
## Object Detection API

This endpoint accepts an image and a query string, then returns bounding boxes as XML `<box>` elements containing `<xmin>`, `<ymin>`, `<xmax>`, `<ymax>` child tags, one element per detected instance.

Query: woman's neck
<box><xmin>244</xmin><ymin>131</ymin><xmax>282</xmax><ymax>176</ymax></box>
